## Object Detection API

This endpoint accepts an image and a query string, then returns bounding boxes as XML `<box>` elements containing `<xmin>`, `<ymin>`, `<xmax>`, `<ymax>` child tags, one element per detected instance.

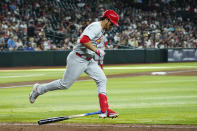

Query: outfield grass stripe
<box><xmin>116</xmin><ymin>95</ymin><xmax>197</xmax><ymax>100</ymax></box>
<box><xmin>1</xmin><ymin>75</ymin><xmax>196</xmax><ymax>88</ymax></box>
<box><xmin>1</xmin><ymin>65</ymin><xmax>196</xmax><ymax>72</ymax></box>
<box><xmin>0</xmin><ymin>84</ymin><xmax>33</xmax><ymax>88</ymax></box>
<box><xmin>0</xmin><ymin>79</ymin><xmax>91</xmax><ymax>89</ymax></box>
<box><xmin>110</xmin><ymin>79</ymin><xmax>197</xmax><ymax>85</ymax></box>
<box><xmin>132</xmin><ymin>79</ymin><xmax>197</xmax><ymax>84</ymax></box>
<box><xmin>114</xmin><ymin>102</ymin><xmax>197</xmax><ymax>109</ymax></box>
<box><xmin>1</xmin><ymin>101</ymin><xmax>196</xmax><ymax>112</ymax></box>
<box><xmin>0</xmin><ymin>74</ymin><xmax>44</xmax><ymax>78</ymax></box>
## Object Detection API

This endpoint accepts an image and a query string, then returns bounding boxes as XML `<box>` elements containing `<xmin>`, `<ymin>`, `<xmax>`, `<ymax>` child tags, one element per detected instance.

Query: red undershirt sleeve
<box><xmin>80</xmin><ymin>35</ymin><xmax>90</xmax><ymax>44</ymax></box>
<box><xmin>104</xmin><ymin>41</ymin><xmax>108</xmax><ymax>47</ymax></box>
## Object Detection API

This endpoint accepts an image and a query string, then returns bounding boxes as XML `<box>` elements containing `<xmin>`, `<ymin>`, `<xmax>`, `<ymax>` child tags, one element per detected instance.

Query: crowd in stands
<box><xmin>0</xmin><ymin>0</ymin><xmax>196</xmax><ymax>51</ymax></box>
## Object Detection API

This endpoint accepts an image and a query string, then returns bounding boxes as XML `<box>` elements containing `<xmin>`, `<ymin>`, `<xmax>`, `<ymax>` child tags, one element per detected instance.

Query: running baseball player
<box><xmin>29</xmin><ymin>10</ymin><xmax>119</xmax><ymax>118</ymax></box>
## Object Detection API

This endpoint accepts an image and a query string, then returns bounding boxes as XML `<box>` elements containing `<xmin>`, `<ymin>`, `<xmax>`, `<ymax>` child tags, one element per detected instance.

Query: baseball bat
<box><xmin>38</xmin><ymin>110</ymin><xmax>101</xmax><ymax>125</ymax></box>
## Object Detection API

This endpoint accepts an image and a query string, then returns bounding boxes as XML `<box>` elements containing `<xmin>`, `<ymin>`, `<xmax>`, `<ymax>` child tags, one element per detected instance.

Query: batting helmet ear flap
<box><xmin>102</xmin><ymin>10</ymin><xmax>119</xmax><ymax>26</ymax></box>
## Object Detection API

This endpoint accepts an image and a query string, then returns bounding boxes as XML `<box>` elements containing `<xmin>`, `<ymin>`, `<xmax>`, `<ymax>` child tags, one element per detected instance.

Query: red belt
<box><xmin>76</xmin><ymin>52</ymin><xmax>92</xmax><ymax>61</ymax></box>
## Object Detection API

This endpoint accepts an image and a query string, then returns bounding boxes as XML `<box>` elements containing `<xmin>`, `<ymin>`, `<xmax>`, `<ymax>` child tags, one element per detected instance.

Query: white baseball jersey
<box><xmin>74</xmin><ymin>22</ymin><xmax>105</xmax><ymax>57</ymax></box>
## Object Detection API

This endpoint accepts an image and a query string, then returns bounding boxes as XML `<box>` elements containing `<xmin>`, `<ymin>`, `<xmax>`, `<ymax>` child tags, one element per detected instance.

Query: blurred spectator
<box><xmin>7</xmin><ymin>35</ymin><xmax>15</xmax><ymax>51</ymax></box>
<box><xmin>0</xmin><ymin>0</ymin><xmax>196</xmax><ymax>51</ymax></box>
<box><xmin>114</xmin><ymin>33</ymin><xmax>120</xmax><ymax>45</ymax></box>
<box><xmin>29</xmin><ymin>37</ymin><xmax>37</xmax><ymax>49</ymax></box>
<box><xmin>0</xmin><ymin>33</ymin><xmax>6</xmax><ymax>51</ymax></box>
<box><xmin>27</xmin><ymin>20</ymin><xmax>36</xmax><ymax>39</ymax></box>
<box><xmin>24</xmin><ymin>43</ymin><xmax>34</xmax><ymax>51</ymax></box>
<box><xmin>15</xmin><ymin>38</ymin><xmax>23</xmax><ymax>50</ymax></box>
<box><xmin>43</xmin><ymin>37</ymin><xmax>51</xmax><ymax>51</ymax></box>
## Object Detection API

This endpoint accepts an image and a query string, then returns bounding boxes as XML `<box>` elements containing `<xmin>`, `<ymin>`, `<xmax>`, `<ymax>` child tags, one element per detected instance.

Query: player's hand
<box><xmin>95</xmin><ymin>48</ymin><xmax>105</xmax><ymax>57</ymax></box>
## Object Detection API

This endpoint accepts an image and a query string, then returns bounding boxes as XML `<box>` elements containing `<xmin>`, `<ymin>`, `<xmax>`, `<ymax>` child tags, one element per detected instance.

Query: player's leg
<box><xmin>85</xmin><ymin>60</ymin><xmax>118</xmax><ymax>118</ymax></box>
<box><xmin>29</xmin><ymin>52</ymin><xmax>88</xmax><ymax>103</ymax></box>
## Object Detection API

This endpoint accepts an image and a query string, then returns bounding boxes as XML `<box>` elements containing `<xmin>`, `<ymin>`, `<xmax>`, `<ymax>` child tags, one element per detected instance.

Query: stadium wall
<box><xmin>0</xmin><ymin>49</ymin><xmax>168</xmax><ymax>67</ymax></box>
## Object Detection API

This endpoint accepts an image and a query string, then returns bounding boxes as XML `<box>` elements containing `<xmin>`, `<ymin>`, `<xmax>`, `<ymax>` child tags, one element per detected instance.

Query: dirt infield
<box><xmin>1</xmin><ymin>67</ymin><xmax>197</xmax><ymax>130</ymax></box>
<box><xmin>1</xmin><ymin>123</ymin><xmax>197</xmax><ymax>131</ymax></box>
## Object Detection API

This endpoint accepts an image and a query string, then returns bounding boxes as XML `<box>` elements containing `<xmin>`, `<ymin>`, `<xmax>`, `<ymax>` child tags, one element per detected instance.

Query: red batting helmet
<box><xmin>103</xmin><ymin>10</ymin><xmax>119</xmax><ymax>26</ymax></box>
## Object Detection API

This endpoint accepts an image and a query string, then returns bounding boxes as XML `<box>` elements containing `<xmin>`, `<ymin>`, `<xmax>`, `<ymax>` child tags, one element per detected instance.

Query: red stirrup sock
<box><xmin>98</xmin><ymin>93</ymin><xmax>109</xmax><ymax>113</ymax></box>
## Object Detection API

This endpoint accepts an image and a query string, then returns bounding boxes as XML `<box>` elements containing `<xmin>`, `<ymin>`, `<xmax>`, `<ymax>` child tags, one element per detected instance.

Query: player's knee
<box><xmin>60</xmin><ymin>83</ymin><xmax>70</xmax><ymax>89</ymax></box>
<box><xmin>98</xmin><ymin>76</ymin><xmax>107</xmax><ymax>84</ymax></box>
<box><xmin>59</xmin><ymin>79</ymin><xmax>71</xmax><ymax>89</ymax></box>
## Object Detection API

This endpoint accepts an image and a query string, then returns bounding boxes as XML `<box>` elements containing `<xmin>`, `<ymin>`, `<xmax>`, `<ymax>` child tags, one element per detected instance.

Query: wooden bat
<box><xmin>38</xmin><ymin>110</ymin><xmax>101</xmax><ymax>125</ymax></box>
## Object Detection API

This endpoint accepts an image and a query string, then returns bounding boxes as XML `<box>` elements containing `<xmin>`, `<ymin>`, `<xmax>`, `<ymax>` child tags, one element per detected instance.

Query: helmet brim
<box><xmin>111</xmin><ymin>20</ymin><xmax>118</xmax><ymax>26</ymax></box>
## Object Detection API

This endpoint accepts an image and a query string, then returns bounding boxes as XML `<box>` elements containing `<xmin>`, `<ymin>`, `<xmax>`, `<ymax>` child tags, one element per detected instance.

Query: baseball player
<box><xmin>29</xmin><ymin>10</ymin><xmax>119</xmax><ymax>118</ymax></box>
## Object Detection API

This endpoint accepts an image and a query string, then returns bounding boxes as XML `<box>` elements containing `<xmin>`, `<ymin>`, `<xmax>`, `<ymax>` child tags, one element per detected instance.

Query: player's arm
<box><xmin>80</xmin><ymin>35</ymin><xmax>96</xmax><ymax>52</ymax></box>
<box><xmin>80</xmin><ymin>35</ymin><xmax>105</xmax><ymax>57</ymax></box>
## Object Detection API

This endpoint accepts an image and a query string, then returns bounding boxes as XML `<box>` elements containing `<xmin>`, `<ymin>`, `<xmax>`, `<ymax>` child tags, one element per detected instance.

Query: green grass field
<box><xmin>0</xmin><ymin>62</ymin><xmax>197</xmax><ymax>125</ymax></box>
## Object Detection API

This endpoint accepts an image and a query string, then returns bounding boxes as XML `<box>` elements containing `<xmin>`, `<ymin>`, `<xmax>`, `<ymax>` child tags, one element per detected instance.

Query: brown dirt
<box><xmin>0</xmin><ymin>67</ymin><xmax>197</xmax><ymax>130</ymax></box>
<box><xmin>1</xmin><ymin>123</ymin><xmax>197</xmax><ymax>131</ymax></box>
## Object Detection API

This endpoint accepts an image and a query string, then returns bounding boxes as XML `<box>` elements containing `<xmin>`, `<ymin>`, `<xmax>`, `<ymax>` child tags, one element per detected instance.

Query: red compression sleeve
<box><xmin>98</xmin><ymin>93</ymin><xmax>109</xmax><ymax>113</ymax></box>
<box><xmin>80</xmin><ymin>35</ymin><xmax>90</xmax><ymax>44</ymax></box>
<box><xmin>104</xmin><ymin>41</ymin><xmax>108</xmax><ymax>47</ymax></box>
<box><xmin>100</xmin><ymin>64</ymin><xmax>103</xmax><ymax>70</ymax></box>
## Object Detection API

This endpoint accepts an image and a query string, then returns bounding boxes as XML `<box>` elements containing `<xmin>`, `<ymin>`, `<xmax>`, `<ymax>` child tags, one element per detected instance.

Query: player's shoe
<box><xmin>99</xmin><ymin>109</ymin><xmax>119</xmax><ymax>118</ymax></box>
<box><xmin>98</xmin><ymin>111</ymin><xmax>108</xmax><ymax>118</ymax></box>
<box><xmin>29</xmin><ymin>83</ymin><xmax>40</xmax><ymax>104</ymax></box>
